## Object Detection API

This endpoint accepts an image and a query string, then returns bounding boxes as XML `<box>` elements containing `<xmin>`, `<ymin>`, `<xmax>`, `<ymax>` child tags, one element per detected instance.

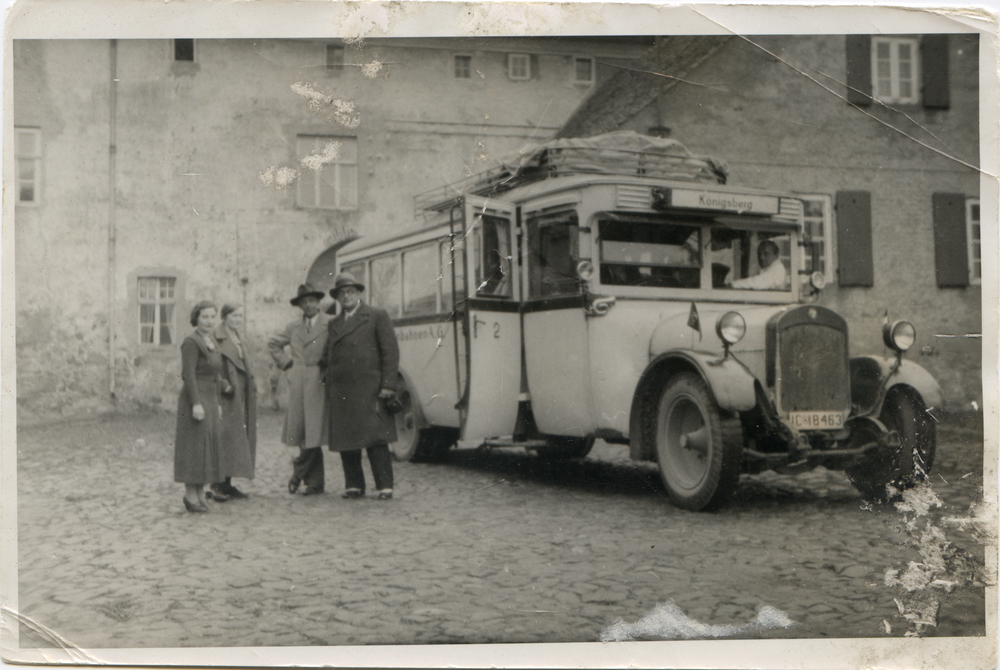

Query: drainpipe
<box><xmin>108</xmin><ymin>39</ymin><xmax>118</xmax><ymax>403</ymax></box>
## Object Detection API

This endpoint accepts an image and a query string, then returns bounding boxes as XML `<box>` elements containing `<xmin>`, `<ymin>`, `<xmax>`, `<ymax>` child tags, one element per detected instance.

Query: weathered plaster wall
<box><xmin>13</xmin><ymin>37</ymin><xmax>646</xmax><ymax>419</ymax></box>
<box><xmin>623</xmin><ymin>35</ymin><xmax>981</xmax><ymax>408</ymax></box>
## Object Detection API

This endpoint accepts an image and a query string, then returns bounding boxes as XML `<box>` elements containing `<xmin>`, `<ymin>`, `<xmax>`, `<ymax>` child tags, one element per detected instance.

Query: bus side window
<box><xmin>402</xmin><ymin>243</ymin><xmax>440</xmax><ymax>316</ymax></box>
<box><xmin>474</xmin><ymin>216</ymin><xmax>512</xmax><ymax>298</ymax></box>
<box><xmin>370</xmin><ymin>254</ymin><xmax>402</xmax><ymax>318</ymax></box>
<box><xmin>528</xmin><ymin>211</ymin><xmax>580</xmax><ymax>297</ymax></box>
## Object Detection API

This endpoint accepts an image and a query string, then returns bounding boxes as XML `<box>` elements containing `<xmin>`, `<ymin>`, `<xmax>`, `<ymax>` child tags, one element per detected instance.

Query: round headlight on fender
<box><xmin>576</xmin><ymin>260</ymin><xmax>595</xmax><ymax>282</ymax></box>
<box><xmin>810</xmin><ymin>271</ymin><xmax>826</xmax><ymax>291</ymax></box>
<box><xmin>716</xmin><ymin>311</ymin><xmax>746</xmax><ymax>346</ymax></box>
<box><xmin>883</xmin><ymin>320</ymin><xmax>916</xmax><ymax>352</ymax></box>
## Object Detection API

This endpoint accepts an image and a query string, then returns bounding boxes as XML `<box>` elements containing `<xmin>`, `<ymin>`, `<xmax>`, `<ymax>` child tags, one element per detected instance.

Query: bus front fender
<box><xmin>850</xmin><ymin>355</ymin><xmax>946</xmax><ymax>416</ymax></box>
<box><xmin>628</xmin><ymin>351</ymin><xmax>757</xmax><ymax>461</ymax></box>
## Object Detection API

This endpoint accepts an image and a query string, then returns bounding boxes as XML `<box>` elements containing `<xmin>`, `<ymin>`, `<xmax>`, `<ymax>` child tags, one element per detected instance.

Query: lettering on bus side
<box><xmin>395</xmin><ymin>325</ymin><xmax>447</xmax><ymax>341</ymax></box>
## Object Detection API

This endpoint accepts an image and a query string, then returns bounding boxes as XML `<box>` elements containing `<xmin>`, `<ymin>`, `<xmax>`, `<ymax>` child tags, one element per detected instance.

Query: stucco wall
<box><xmin>616</xmin><ymin>35</ymin><xmax>982</xmax><ymax>409</ymax></box>
<box><xmin>13</xmin><ymin>37</ymin><xmax>647</xmax><ymax>420</ymax></box>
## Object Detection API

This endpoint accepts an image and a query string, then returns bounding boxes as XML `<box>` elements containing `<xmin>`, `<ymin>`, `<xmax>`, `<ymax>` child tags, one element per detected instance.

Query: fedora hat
<box><xmin>330</xmin><ymin>272</ymin><xmax>365</xmax><ymax>297</ymax></box>
<box><xmin>290</xmin><ymin>283</ymin><xmax>326</xmax><ymax>306</ymax></box>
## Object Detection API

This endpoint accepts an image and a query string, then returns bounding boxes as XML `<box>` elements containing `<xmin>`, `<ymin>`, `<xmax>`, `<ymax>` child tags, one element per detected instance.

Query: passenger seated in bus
<box><xmin>727</xmin><ymin>240</ymin><xmax>787</xmax><ymax>290</ymax></box>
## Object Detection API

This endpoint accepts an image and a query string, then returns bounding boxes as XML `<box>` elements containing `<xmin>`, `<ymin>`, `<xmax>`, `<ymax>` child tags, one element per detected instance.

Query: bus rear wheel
<box><xmin>388</xmin><ymin>388</ymin><xmax>453</xmax><ymax>463</ymax></box>
<box><xmin>654</xmin><ymin>372</ymin><xmax>743</xmax><ymax>511</ymax></box>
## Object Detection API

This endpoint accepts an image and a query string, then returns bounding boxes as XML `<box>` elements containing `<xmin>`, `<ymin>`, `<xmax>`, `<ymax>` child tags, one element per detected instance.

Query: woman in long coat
<box><xmin>174</xmin><ymin>301</ymin><xmax>225</xmax><ymax>513</ymax></box>
<box><xmin>209</xmin><ymin>303</ymin><xmax>256</xmax><ymax>501</ymax></box>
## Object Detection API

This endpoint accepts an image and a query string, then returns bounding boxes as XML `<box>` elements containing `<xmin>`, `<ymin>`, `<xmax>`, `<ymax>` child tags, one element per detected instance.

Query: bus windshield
<box><xmin>597</xmin><ymin>215</ymin><xmax>793</xmax><ymax>291</ymax></box>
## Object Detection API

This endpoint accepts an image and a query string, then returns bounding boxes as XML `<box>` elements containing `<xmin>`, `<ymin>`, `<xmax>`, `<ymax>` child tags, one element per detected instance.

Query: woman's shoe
<box><xmin>288</xmin><ymin>477</ymin><xmax>301</xmax><ymax>494</ymax></box>
<box><xmin>184</xmin><ymin>497</ymin><xmax>208</xmax><ymax>513</ymax></box>
<box><xmin>206</xmin><ymin>487</ymin><xmax>229</xmax><ymax>502</ymax></box>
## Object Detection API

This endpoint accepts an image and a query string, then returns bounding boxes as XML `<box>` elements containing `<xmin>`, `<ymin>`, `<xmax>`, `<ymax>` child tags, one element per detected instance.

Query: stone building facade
<box><xmin>559</xmin><ymin>34</ymin><xmax>983</xmax><ymax>409</ymax></box>
<box><xmin>13</xmin><ymin>37</ymin><xmax>650</xmax><ymax>418</ymax></box>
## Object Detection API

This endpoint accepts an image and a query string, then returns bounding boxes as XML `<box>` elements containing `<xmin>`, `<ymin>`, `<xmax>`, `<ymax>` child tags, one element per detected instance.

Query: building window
<box><xmin>326</xmin><ymin>45</ymin><xmax>345</xmax><ymax>71</ymax></box>
<box><xmin>15</xmin><ymin>127</ymin><xmax>41</xmax><ymax>204</ymax></box>
<box><xmin>508</xmin><ymin>53</ymin><xmax>531</xmax><ymax>81</ymax></box>
<box><xmin>454</xmin><ymin>55</ymin><xmax>472</xmax><ymax>79</ymax></box>
<box><xmin>799</xmin><ymin>194</ymin><xmax>833</xmax><ymax>277</ymax></box>
<box><xmin>573</xmin><ymin>57</ymin><xmax>595</xmax><ymax>85</ymax></box>
<box><xmin>967</xmin><ymin>198</ymin><xmax>981</xmax><ymax>285</ymax></box>
<box><xmin>138</xmin><ymin>277</ymin><xmax>177</xmax><ymax>346</ymax></box>
<box><xmin>872</xmin><ymin>37</ymin><xmax>919</xmax><ymax>104</ymax></box>
<box><xmin>296</xmin><ymin>135</ymin><xmax>358</xmax><ymax>210</ymax></box>
<box><xmin>174</xmin><ymin>39</ymin><xmax>195</xmax><ymax>62</ymax></box>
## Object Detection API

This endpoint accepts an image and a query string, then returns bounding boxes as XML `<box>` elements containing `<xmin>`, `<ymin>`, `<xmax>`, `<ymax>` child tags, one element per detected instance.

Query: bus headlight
<box><xmin>883</xmin><ymin>320</ymin><xmax>916</xmax><ymax>353</ymax></box>
<box><xmin>576</xmin><ymin>260</ymin><xmax>595</xmax><ymax>282</ymax></box>
<box><xmin>716</xmin><ymin>311</ymin><xmax>746</xmax><ymax>346</ymax></box>
<box><xmin>810</xmin><ymin>271</ymin><xmax>826</xmax><ymax>291</ymax></box>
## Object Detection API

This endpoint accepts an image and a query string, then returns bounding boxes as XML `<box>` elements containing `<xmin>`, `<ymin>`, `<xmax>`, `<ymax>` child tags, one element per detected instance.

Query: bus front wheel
<box><xmin>388</xmin><ymin>389</ymin><xmax>453</xmax><ymax>463</ymax></box>
<box><xmin>654</xmin><ymin>372</ymin><xmax>742</xmax><ymax>511</ymax></box>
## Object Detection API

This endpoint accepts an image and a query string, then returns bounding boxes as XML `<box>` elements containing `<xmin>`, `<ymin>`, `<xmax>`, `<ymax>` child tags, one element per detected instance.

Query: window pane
<box><xmin>475</xmin><ymin>217</ymin><xmax>512</xmax><ymax>297</ymax></box>
<box><xmin>19</xmin><ymin>183</ymin><xmax>34</xmax><ymax>202</ymax></box>
<box><xmin>403</xmin><ymin>244</ymin><xmax>439</xmax><ymax>315</ymax></box>
<box><xmin>140</xmin><ymin>303</ymin><xmax>156</xmax><ymax>325</ymax></box>
<box><xmin>339</xmin><ymin>165</ymin><xmax>357</xmax><ymax>207</ymax></box>
<box><xmin>298</xmin><ymin>167</ymin><xmax>318</xmax><ymax>208</ymax></box>
<box><xmin>455</xmin><ymin>56</ymin><xmax>471</xmax><ymax>78</ymax></box>
<box><xmin>318</xmin><ymin>171</ymin><xmax>340</xmax><ymax>207</ymax></box>
<box><xmin>138</xmin><ymin>279</ymin><xmax>156</xmax><ymax>300</ymax></box>
<box><xmin>370</xmin><ymin>255</ymin><xmax>401</xmax><ymax>318</ymax></box>
<box><xmin>338</xmin><ymin>138</ymin><xmax>358</xmax><ymax>162</ymax></box>
<box><xmin>16</xmin><ymin>130</ymin><xmax>37</xmax><ymax>155</ymax></box>
<box><xmin>18</xmin><ymin>158</ymin><xmax>35</xmax><ymax>181</ymax></box>
<box><xmin>877</xmin><ymin>41</ymin><xmax>891</xmax><ymax>58</ymax></box>
<box><xmin>141</xmin><ymin>325</ymin><xmax>155</xmax><ymax>344</ymax></box>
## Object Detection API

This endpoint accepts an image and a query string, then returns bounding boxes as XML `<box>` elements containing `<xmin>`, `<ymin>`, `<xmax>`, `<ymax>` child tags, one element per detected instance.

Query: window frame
<box><xmin>796</xmin><ymin>193</ymin><xmax>834</xmax><ymax>280</ymax></box>
<box><xmin>871</xmin><ymin>36</ymin><xmax>920</xmax><ymax>105</ymax></box>
<box><xmin>128</xmin><ymin>268</ymin><xmax>187</xmax><ymax>350</ymax></box>
<box><xmin>173</xmin><ymin>39</ymin><xmax>196</xmax><ymax>62</ymax></box>
<box><xmin>967</xmin><ymin>198</ymin><xmax>981</xmax><ymax>286</ymax></box>
<box><xmin>453</xmin><ymin>54</ymin><xmax>473</xmax><ymax>80</ymax></box>
<box><xmin>507</xmin><ymin>53</ymin><xmax>531</xmax><ymax>81</ymax></box>
<box><xmin>295</xmin><ymin>134</ymin><xmax>359</xmax><ymax>211</ymax></box>
<box><xmin>326</xmin><ymin>44</ymin><xmax>346</xmax><ymax>72</ymax></box>
<box><xmin>15</xmin><ymin>127</ymin><xmax>41</xmax><ymax>206</ymax></box>
<box><xmin>572</xmin><ymin>56</ymin><xmax>595</xmax><ymax>86</ymax></box>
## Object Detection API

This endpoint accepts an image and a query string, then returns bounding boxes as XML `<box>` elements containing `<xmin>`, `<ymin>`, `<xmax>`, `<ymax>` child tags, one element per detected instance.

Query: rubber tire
<box><xmin>388</xmin><ymin>388</ymin><xmax>453</xmax><ymax>463</ymax></box>
<box><xmin>654</xmin><ymin>372</ymin><xmax>743</xmax><ymax>511</ymax></box>
<box><xmin>848</xmin><ymin>388</ymin><xmax>936</xmax><ymax>501</ymax></box>
<box><xmin>532</xmin><ymin>435</ymin><xmax>596</xmax><ymax>460</ymax></box>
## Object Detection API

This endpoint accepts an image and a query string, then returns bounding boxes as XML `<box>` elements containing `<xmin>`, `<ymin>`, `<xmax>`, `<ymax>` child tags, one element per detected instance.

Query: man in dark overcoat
<box><xmin>321</xmin><ymin>272</ymin><xmax>399</xmax><ymax>500</ymax></box>
<box><xmin>268</xmin><ymin>283</ymin><xmax>331</xmax><ymax>495</ymax></box>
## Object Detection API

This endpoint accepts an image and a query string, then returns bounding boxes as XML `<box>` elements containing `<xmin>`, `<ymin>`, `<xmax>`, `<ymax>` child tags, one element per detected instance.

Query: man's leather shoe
<box><xmin>377</xmin><ymin>490</ymin><xmax>393</xmax><ymax>500</ymax></box>
<box><xmin>288</xmin><ymin>477</ymin><xmax>300</xmax><ymax>494</ymax></box>
<box><xmin>301</xmin><ymin>486</ymin><xmax>324</xmax><ymax>496</ymax></box>
<box><xmin>223</xmin><ymin>483</ymin><xmax>248</xmax><ymax>499</ymax></box>
<box><xmin>341</xmin><ymin>489</ymin><xmax>364</xmax><ymax>499</ymax></box>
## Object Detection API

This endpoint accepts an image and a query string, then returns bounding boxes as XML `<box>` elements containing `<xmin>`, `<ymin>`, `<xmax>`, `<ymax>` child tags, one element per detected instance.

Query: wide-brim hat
<box><xmin>330</xmin><ymin>272</ymin><xmax>365</xmax><ymax>297</ymax></box>
<box><xmin>290</xmin><ymin>283</ymin><xmax>326</xmax><ymax>306</ymax></box>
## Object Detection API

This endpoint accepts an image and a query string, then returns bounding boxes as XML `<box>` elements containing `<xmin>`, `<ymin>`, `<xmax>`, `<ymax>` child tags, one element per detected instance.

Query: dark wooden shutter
<box><xmin>921</xmin><ymin>35</ymin><xmax>950</xmax><ymax>110</ymax></box>
<box><xmin>933</xmin><ymin>192</ymin><xmax>968</xmax><ymax>287</ymax></box>
<box><xmin>846</xmin><ymin>35</ymin><xmax>872</xmax><ymax>106</ymax></box>
<box><xmin>837</xmin><ymin>191</ymin><xmax>874</xmax><ymax>287</ymax></box>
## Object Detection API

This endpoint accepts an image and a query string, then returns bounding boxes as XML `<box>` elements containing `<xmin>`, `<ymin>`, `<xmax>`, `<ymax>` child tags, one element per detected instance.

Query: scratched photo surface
<box><xmin>3</xmin><ymin>3</ymin><xmax>997</xmax><ymax>669</ymax></box>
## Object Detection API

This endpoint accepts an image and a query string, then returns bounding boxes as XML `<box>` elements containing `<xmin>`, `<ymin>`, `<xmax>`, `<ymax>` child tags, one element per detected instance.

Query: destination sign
<box><xmin>670</xmin><ymin>188</ymin><xmax>780</xmax><ymax>215</ymax></box>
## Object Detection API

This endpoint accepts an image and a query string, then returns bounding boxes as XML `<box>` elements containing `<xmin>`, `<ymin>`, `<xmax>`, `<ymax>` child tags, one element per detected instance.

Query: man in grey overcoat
<box><xmin>268</xmin><ymin>283</ymin><xmax>331</xmax><ymax>495</ymax></box>
<box><xmin>321</xmin><ymin>272</ymin><xmax>399</xmax><ymax>500</ymax></box>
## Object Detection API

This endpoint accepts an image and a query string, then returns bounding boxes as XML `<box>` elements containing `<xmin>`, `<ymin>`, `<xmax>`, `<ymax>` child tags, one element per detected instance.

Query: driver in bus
<box><xmin>727</xmin><ymin>239</ymin><xmax>787</xmax><ymax>290</ymax></box>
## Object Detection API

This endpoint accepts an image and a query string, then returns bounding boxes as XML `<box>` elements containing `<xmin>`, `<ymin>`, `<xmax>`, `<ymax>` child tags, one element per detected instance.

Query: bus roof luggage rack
<box><xmin>414</xmin><ymin>131</ymin><xmax>730</xmax><ymax>214</ymax></box>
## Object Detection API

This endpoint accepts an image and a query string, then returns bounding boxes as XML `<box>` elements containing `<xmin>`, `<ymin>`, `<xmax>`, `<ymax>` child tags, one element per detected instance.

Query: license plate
<box><xmin>789</xmin><ymin>411</ymin><xmax>845</xmax><ymax>429</ymax></box>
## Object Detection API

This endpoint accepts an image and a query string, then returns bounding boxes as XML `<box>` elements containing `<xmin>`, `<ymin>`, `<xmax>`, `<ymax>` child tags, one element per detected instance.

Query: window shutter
<box><xmin>836</xmin><ymin>191</ymin><xmax>874</xmax><ymax>287</ymax></box>
<box><xmin>845</xmin><ymin>35</ymin><xmax>872</xmax><ymax>106</ymax></box>
<box><xmin>921</xmin><ymin>35</ymin><xmax>950</xmax><ymax>110</ymax></box>
<box><xmin>933</xmin><ymin>192</ymin><xmax>968</xmax><ymax>287</ymax></box>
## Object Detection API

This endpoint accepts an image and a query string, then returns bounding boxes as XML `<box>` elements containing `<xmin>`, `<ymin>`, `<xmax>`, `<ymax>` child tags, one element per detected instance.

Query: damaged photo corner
<box><xmin>0</xmin><ymin>0</ymin><xmax>997</xmax><ymax>668</ymax></box>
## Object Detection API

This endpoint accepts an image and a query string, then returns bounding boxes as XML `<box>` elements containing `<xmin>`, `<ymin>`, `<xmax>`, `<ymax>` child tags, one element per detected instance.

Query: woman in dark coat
<box><xmin>209</xmin><ymin>304</ymin><xmax>256</xmax><ymax>501</ymax></box>
<box><xmin>174</xmin><ymin>301</ymin><xmax>226</xmax><ymax>513</ymax></box>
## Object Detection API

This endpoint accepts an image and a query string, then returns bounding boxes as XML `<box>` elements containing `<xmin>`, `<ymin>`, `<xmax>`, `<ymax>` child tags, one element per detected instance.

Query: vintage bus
<box><xmin>335</xmin><ymin>132</ymin><xmax>942</xmax><ymax>511</ymax></box>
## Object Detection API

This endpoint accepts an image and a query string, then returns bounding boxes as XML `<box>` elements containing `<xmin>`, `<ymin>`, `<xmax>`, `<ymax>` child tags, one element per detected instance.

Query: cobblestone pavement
<box><xmin>13</xmin><ymin>409</ymin><xmax>988</xmax><ymax>649</ymax></box>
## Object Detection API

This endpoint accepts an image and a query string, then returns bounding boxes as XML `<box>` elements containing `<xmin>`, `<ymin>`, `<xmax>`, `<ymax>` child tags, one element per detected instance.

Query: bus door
<box><xmin>456</xmin><ymin>195</ymin><xmax>521</xmax><ymax>441</ymax></box>
<box><xmin>520</xmin><ymin>208</ymin><xmax>596</xmax><ymax>437</ymax></box>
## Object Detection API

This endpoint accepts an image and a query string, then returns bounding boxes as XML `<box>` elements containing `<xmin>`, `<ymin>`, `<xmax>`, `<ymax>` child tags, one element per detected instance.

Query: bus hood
<box><xmin>649</xmin><ymin>303</ymin><xmax>795</xmax><ymax>358</ymax></box>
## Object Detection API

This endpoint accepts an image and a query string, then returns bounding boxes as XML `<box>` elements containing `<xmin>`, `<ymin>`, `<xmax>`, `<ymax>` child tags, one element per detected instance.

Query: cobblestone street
<box><xmin>12</xmin><ymin>409</ymin><xmax>988</xmax><ymax>650</ymax></box>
